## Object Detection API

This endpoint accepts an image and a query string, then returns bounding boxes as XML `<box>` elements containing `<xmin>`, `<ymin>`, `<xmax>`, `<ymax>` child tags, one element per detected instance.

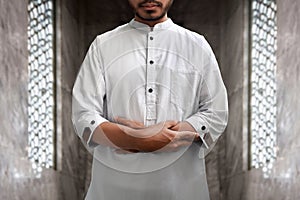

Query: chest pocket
<box><xmin>170</xmin><ymin>70</ymin><xmax>201</xmax><ymax>117</ymax></box>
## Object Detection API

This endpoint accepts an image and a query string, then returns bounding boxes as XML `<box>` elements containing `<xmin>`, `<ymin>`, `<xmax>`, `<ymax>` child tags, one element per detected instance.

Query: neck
<box><xmin>134</xmin><ymin>14</ymin><xmax>168</xmax><ymax>27</ymax></box>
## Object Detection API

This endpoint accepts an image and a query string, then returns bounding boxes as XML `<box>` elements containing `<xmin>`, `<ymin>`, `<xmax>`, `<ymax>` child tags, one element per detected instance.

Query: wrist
<box><xmin>181</xmin><ymin>121</ymin><xmax>197</xmax><ymax>132</ymax></box>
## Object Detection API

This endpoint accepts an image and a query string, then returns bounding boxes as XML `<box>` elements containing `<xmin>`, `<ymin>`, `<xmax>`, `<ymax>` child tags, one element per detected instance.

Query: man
<box><xmin>72</xmin><ymin>0</ymin><xmax>228</xmax><ymax>199</ymax></box>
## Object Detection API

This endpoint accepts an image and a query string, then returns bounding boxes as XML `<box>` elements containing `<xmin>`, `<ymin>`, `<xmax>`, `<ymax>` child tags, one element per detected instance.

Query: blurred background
<box><xmin>0</xmin><ymin>0</ymin><xmax>299</xmax><ymax>199</ymax></box>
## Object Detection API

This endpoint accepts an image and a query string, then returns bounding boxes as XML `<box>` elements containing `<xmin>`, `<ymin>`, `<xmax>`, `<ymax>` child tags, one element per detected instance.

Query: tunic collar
<box><xmin>129</xmin><ymin>18</ymin><xmax>174</xmax><ymax>32</ymax></box>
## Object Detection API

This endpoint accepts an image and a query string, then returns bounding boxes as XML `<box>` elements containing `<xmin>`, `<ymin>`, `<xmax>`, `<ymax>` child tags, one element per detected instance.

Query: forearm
<box><xmin>92</xmin><ymin>122</ymin><xmax>141</xmax><ymax>151</ymax></box>
<box><xmin>92</xmin><ymin>122</ymin><xmax>166</xmax><ymax>152</ymax></box>
<box><xmin>92</xmin><ymin>120</ymin><xmax>199</xmax><ymax>153</ymax></box>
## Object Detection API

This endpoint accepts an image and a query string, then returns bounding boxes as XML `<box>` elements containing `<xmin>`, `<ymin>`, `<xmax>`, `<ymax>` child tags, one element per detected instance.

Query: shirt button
<box><xmin>150</xmin><ymin>36</ymin><xmax>154</xmax><ymax>40</ymax></box>
<box><xmin>201</xmin><ymin>126</ymin><xmax>206</xmax><ymax>131</ymax></box>
<box><xmin>148</xmin><ymin>88</ymin><xmax>153</xmax><ymax>93</ymax></box>
<box><xmin>91</xmin><ymin>120</ymin><xmax>95</xmax><ymax>125</ymax></box>
<box><xmin>149</xmin><ymin>60</ymin><xmax>154</xmax><ymax>65</ymax></box>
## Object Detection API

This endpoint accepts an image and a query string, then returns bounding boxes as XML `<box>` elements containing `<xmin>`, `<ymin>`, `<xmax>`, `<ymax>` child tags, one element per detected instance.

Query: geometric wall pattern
<box><xmin>28</xmin><ymin>0</ymin><xmax>54</xmax><ymax>175</ymax></box>
<box><xmin>250</xmin><ymin>0</ymin><xmax>277</xmax><ymax>177</ymax></box>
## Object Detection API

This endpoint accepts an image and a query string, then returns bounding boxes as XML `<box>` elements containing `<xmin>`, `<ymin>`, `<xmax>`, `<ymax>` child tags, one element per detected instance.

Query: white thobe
<box><xmin>72</xmin><ymin>18</ymin><xmax>228</xmax><ymax>200</ymax></box>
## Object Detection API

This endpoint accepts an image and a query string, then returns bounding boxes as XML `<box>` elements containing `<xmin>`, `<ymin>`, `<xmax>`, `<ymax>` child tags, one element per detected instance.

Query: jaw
<box><xmin>128</xmin><ymin>0</ymin><xmax>173</xmax><ymax>26</ymax></box>
<box><xmin>136</xmin><ymin>9</ymin><xmax>166</xmax><ymax>21</ymax></box>
<box><xmin>135</xmin><ymin>5</ymin><xmax>164</xmax><ymax>20</ymax></box>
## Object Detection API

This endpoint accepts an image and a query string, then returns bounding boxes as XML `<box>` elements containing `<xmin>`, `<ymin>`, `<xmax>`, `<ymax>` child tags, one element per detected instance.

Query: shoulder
<box><xmin>171</xmin><ymin>23</ymin><xmax>213</xmax><ymax>54</ymax></box>
<box><xmin>92</xmin><ymin>23</ymin><xmax>131</xmax><ymax>47</ymax></box>
<box><xmin>172</xmin><ymin>24</ymin><xmax>204</xmax><ymax>41</ymax></box>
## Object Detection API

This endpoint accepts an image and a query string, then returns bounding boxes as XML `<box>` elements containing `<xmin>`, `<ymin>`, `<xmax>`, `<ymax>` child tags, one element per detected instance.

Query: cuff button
<box><xmin>201</xmin><ymin>126</ymin><xmax>206</xmax><ymax>131</ymax></box>
<box><xmin>90</xmin><ymin>120</ymin><xmax>95</xmax><ymax>125</ymax></box>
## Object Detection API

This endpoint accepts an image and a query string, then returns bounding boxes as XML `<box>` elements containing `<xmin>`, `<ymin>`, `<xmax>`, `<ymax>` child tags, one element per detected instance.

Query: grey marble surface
<box><xmin>0</xmin><ymin>0</ymin><xmax>91</xmax><ymax>199</ymax></box>
<box><xmin>215</xmin><ymin>0</ymin><xmax>300</xmax><ymax>199</ymax></box>
<box><xmin>58</xmin><ymin>0</ymin><xmax>93</xmax><ymax>197</ymax></box>
<box><xmin>245</xmin><ymin>0</ymin><xmax>300</xmax><ymax>199</ymax></box>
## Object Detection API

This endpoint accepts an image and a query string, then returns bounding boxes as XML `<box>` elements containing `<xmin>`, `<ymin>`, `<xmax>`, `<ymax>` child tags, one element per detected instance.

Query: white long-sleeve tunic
<box><xmin>72</xmin><ymin>18</ymin><xmax>228</xmax><ymax>200</ymax></box>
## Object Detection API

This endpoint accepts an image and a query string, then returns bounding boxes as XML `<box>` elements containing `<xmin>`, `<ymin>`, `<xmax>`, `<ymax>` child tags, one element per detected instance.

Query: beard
<box><xmin>135</xmin><ymin>9</ymin><xmax>166</xmax><ymax>21</ymax></box>
<box><xmin>130</xmin><ymin>0</ymin><xmax>173</xmax><ymax>22</ymax></box>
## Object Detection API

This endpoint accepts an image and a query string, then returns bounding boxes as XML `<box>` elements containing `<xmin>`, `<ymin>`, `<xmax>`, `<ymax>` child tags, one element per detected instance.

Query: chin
<box><xmin>140</xmin><ymin>11</ymin><xmax>163</xmax><ymax>19</ymax></box>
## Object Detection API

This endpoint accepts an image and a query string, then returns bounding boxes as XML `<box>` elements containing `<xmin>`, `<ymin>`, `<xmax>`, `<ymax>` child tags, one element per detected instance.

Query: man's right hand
<box><xmin>137</xmin><ymin>121</ymin><xmax>198</xmax><ymax>152</ymax></box>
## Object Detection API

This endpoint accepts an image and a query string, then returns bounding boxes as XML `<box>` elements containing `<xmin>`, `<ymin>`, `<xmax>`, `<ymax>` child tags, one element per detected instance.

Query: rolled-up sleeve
<box><xmin>186</xmin><ymin>37</ymin><xmax>228</xmax><ymax>152</ymax></box>
<box><xmin>72</xmin><ymin>37</ymin><xmax>108</xmax><ymax>150</ymax></box>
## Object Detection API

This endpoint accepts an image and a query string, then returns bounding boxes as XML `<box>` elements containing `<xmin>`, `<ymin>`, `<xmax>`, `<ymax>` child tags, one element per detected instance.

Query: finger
<box><xmin>194</xmin><ymin>133</ymin><xmax>201</xmax><ymax>142</ymax></box>
<box><xmin>164</xmin><ymin>120</ymin><xmax>179</xmax><ymax>128</ymax></box>
<box><xmin>170</xmin><ymin>123</ymin><xmax>180</xmax><ymax>131</ymax></box>
<box><xmin>177</xmin><ymin>131</ymin><xmax>199</xmax><ymax>141</ymax></box>
<box><xmin>162</xmin><ymin>130</ymin><xmax>193</xmax><ymax>145</ymax></box>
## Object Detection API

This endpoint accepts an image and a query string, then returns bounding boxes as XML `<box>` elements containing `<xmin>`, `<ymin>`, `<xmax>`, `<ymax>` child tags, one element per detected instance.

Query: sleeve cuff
<box><xmin>81</xmin><ymin>115</ymin><xmax>108</xmax><ymax>148</ymax></box>
<box><xmin>185</xmin><ymin>116</ymin><xmax>213</xmax><ymax>149</ymax></box>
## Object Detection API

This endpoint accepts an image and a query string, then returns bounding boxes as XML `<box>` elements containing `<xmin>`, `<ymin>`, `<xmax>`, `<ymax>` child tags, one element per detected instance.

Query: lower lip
<box><xmin>141</xmin><ymin>5</ymin><xmax>159</xmax><ymax>10</ymax></box>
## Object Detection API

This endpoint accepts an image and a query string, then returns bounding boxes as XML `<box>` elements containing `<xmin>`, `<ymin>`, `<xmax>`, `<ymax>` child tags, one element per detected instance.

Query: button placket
<box><xmin>146</xmin><ymin>32</ymin><xmax>157</xmax><ymax>121</ymax></box>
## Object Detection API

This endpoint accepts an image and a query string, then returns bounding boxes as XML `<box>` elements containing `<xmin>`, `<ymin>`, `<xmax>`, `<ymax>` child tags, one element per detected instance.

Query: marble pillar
<box><xmin>217</xmin><ymin>0</ymin><xmax>300</xmax><ymax>199</ymax></box>
<box><xmin>0</xmin><ymin>0</ymin><xmax>91</xmax><ymax>199</ymax></box>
